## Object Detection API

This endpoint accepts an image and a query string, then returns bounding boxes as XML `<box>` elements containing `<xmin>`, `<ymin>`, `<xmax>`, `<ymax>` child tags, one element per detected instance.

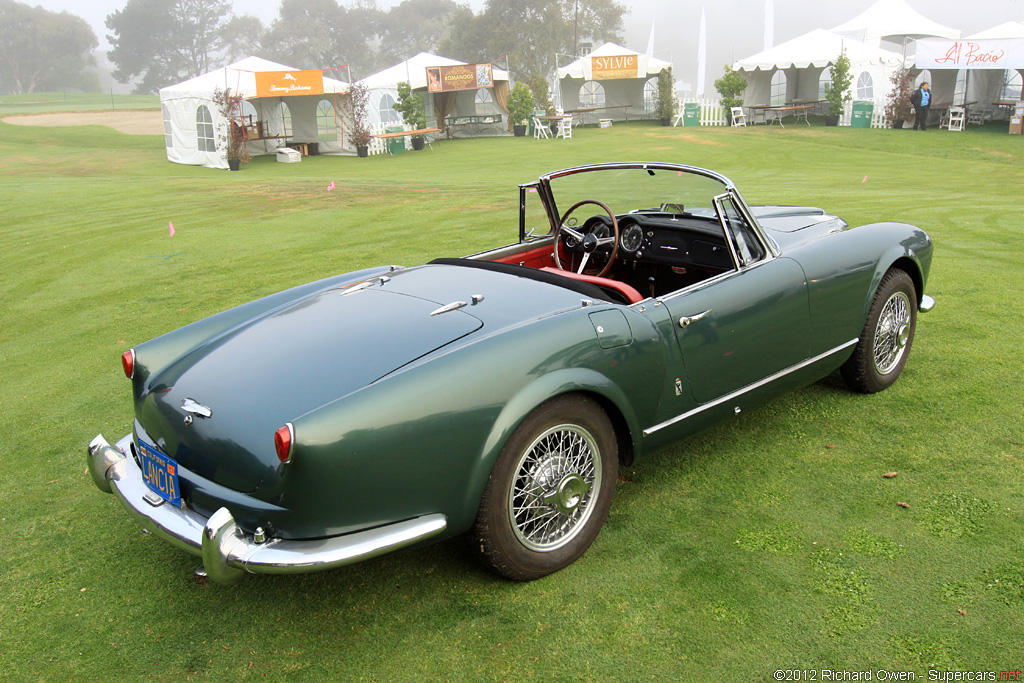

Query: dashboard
<box><xmin>584</xmin><ymin>211</ymin><xmax>734</xmax><ymax>271</ymax></box>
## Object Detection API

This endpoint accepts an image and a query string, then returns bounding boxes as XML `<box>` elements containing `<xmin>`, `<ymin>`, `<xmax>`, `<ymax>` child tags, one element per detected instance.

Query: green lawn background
<box><xmin>1</xmin><ymin>100</ymin><xmax>1022</xmax><ymax>681</ymax></box>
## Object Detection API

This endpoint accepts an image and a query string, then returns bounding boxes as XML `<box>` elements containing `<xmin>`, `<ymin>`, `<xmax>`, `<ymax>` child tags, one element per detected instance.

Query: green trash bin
<box><xmin>386</xmin><ymin>125</ymin><xmax>406</xmax><ymax>154</ymax></box>
<box><xmin>851</xmin><ymin>100</ymin><xmax>873</xmax><ymax>129</ymax></box>
<box><xmin>683</xmin><ymin>102</ymin><xmax>701</xmax><ymax>126</ymax></box>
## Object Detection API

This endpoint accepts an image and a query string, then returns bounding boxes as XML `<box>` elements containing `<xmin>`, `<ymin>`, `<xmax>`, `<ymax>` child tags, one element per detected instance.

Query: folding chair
<box><xmin>533</xmin><ymin>117</ymin><xmax>550</xmax><ymax>139</ymax></box>
<box><xmin>947</xmin><ymin>106</ymin><xmax>965</xmax><ymax>131</ymax></box>
<box><xmin>556</xmin><ymin>116</ymin><xmax>573</xmax><ymax>139</ymax></box>
<box><xmin>967</xmin><ymin>108</ymin><xmax>984</xmax><ymax>126</ymax></box>
<box><xmin>731</xmin><ymin>106</ymin><xmax>747</xmax><ymax>127</ymax></box>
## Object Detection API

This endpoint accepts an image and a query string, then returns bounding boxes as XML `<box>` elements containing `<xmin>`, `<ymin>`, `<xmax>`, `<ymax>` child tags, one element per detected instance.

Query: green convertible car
<box><xmin>88</xmin><ymin>162</ymin><xmax>934</xmax><ymax>585</ymax></box>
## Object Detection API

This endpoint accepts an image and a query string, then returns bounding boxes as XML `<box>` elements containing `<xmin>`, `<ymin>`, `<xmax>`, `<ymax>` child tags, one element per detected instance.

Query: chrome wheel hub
<box><xmin>509</xmin><ymin>424</ymin><xmax>601</xmax><ymax>552</ymax></box>
<box><xmin>873</xmin><ymin>291</ymin><xmax>911</xmax><ymax>375</ymax></box>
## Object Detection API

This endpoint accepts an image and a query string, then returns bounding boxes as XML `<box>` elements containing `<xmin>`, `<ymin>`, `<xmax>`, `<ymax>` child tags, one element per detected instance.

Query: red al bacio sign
<box><xmin>591</xmin><ymin>54</ymin><xmax>638</xmax><ymax>80</ymax></box>
<box><xmin>916</xmin><ymin>38</ymin><xmax>1024</xmax><ymax>70</ymax></box>
<box><xmin>254</xmin><ymin>70</ymin><xmax>325</xmax><ymax>97</ymax></box>
<box><xmin>426</xmin><ymin>64</ymin><xmax>494</xmax><ymax>93</ymax></box>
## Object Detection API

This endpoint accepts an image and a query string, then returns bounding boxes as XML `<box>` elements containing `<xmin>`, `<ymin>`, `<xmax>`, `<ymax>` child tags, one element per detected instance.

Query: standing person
<box><xmin>911</xmin><ymin>82</ymin><xmax>931</xmax><ymax>130</ymax></box>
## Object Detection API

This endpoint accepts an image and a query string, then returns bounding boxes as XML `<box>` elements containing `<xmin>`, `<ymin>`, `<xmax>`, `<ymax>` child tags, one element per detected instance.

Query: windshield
<box><xmin>546</xmin><ymin>165</ymin><xmax>731</xmax><ymax>223</ymax></box>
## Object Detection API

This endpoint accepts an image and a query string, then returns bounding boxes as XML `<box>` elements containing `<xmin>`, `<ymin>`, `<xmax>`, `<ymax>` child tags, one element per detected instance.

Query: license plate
<box><xmin>138</xmin><ymin>439</ymin><xmax>180</xmax><ymax>507</ymax></box>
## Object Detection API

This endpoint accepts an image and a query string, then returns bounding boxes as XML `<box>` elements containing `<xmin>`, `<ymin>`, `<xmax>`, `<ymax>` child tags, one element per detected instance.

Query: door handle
<box><xmin>678</xmin><ymin>309</ymin><xmax>712</xmax><ymax>328</ymax></box>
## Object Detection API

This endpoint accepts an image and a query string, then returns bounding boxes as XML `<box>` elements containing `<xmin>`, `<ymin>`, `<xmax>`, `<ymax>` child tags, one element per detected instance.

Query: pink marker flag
<box><xmin>327</xmin><ymin>181</ymin><xmax>335</xmax><ymax>191</ymax></box>
<box><xmin>861</xmin><ymin>176</ymin><xmax>868</xmax><ymax>183</ymax></box>
<box><xmin>169</xmin><ymin>221</ymin><xmax>175</xmax><ymax>237</ymax></box>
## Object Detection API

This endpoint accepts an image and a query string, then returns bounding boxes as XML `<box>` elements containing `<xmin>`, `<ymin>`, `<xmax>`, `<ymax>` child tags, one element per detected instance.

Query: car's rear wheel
<box><xmin>842</xmin><ymin>268</ymin><xmax>917</xmax><ymax>393</ymax></box>
<box><xmin>469</xmin><ymin>394</ymin><xmax>617</xmax><ymax>581</ymax></box>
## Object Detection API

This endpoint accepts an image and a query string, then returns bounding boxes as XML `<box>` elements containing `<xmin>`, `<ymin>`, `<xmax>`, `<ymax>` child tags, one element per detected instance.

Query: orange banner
<box><xmin>426</xmin><ymin>64</ymin><xmax>493</xmax><ymax>93</ymax></box>
<box><xmin>254</xmin><ymin>70</ymin><xmax>324</xmax><ymax>97</ymax></box>
<box><xmin>591</xmin><ymin>55</ymin><xmax>638</xmax><ymax>80</ymax></box>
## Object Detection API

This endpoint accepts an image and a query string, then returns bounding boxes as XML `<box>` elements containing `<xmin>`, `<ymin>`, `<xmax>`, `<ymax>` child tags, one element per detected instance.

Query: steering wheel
<box><xmin>554</xmin><ymin>200</ymin><xmax>620</xmax><ymax>278</ymax></box>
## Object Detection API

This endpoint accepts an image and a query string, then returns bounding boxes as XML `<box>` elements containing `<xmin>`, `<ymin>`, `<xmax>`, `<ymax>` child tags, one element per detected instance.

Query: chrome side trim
<box><xmin>430</xmin><ymin>301</ymin><xmax>468</xmax><ymax>316</ymax></box>
<box><xmin>919</xmin><ymin>295</ymin><xmax>936</xmax><ymax>313</ymax></box>
<box><xmin>87</xmin><ymin>434</ymin><xmax>448</xmax><ymax>584</ymax></box>
<box><xmin>642</xmin><ymin>339</ymin><xmax>859</xmax><ymax>437</ymax></box>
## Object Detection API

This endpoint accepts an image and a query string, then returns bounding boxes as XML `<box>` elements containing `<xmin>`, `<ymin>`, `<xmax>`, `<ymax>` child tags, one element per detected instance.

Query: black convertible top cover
<box><xmin>428</xmin><ymin>258</ymin><xmax>616</xmax><ymax>303</ymax></box>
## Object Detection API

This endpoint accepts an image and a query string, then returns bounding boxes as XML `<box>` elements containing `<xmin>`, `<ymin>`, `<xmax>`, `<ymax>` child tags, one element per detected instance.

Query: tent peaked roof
<box><xmin>160</xmin><ymin>56</ymin><xmax>349</xmax><ymax>99</ymax></box>
<box><xmin>967</xmin><ymin>21</ymin><xmax>1024</xmax><ymax>40</ymax></box>
<box><xmin>358</xmin><ymin>52</ymin><xmax>509</xmax><ymax>91</ymax></box>
<box><xmin>830</xmin><ymin>0</ymin><xmax>960</xmax><ymax>46</ymax></box>
<box><xmin>557</xmin><ymin>42</ymin><xmax>671</xmax><ymax>79</ymax></box>
<box><xmin>734</xmin><ymin>29</ymin><xmax>903</xmax><ymax>72</ymax></box>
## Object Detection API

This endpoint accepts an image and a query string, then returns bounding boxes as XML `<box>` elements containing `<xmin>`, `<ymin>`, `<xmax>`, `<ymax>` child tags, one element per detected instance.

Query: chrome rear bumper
<box><xmin>87</xmin><ymin>434</ymin><xmax>447</xmax><ymax>584</ymax></box>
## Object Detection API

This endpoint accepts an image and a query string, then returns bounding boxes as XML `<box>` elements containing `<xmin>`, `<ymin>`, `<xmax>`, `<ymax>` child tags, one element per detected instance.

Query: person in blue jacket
<box><xmin>911</xmin><ymin>82</ymin><xmax>931</xmax><ymax>130</ymax></box>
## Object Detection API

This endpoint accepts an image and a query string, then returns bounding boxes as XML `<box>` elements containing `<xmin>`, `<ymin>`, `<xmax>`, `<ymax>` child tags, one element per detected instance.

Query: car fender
<box><xmin>462</xmin><ymin>366</ymin><xmax>642</xmax><ymax>519</ymax></box>
<box><xmin>859</xmin><ymin>223</ymin><xmax>933</xmax><ymax>319</ymax></box>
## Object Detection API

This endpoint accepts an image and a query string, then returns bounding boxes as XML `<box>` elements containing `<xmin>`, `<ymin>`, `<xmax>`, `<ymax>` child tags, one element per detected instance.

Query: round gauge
<box><xmin>621</xmin><ymin>224</ymin><xmax>644</xmax><ymax>252</ymax></box>
<box><xmin>590</xmin><ymin>222</ymin><xmax>611</xmax><ymax>240</ymax></box>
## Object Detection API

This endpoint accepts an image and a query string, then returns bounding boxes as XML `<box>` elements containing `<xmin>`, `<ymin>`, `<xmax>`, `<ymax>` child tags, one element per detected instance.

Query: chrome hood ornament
<box><xmin>181</xmin><ymin>398</ymin><xmax>212</xmax><ymax>419</ymax></box>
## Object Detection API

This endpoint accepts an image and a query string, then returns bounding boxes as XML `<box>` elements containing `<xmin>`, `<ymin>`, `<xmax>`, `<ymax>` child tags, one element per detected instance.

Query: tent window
<box><xmin>915</xmin><ymin>70</ymin><xmax>931</xmax><ymax>88</ymax></box>
<box><xmin>280</xmin><ymin>102</ymin><xmax>292</xmax><ymax>137</ymax></box>
<box><xmin>856</xmin><ymin>72</ymin><xmax>873</xmax><ymax>99</ymax></box>
<box><xmin>380</xmin><ymin>93</ymin><xmax>401</xmax><ymax>124</ymax></box>
<box><xmin>196</xmin><ymin>105</ymin><xmax>215</xmax><ymax>152</ymax></box>
<box><xmin>954</xmin><ymin>70</ymin><xmax>967</xmax><ymax>105</ymax></box>
<box><xmin>643</xmin><ymin>77</ymin><xmax>658</xmax><ymax>114</ymax></box>
<box><xmin>1002</xmin><ymin>70</ymin><xmax>1022</xmax><ymax>101</ymax></box>
<box><xmin>818</xmin><ymin>71</ymin><xmax>831</xmax><ymax>100</ymax></box>
<box><xmin>474</xmin><ymin>88</ymin><xmax>493</xmax><ymax>114</ymax></box>
<box><xmin>162</xmin><ymin>104</ymin><xmax>172</xmax><ymax>148</ymax></box>
<box><xmin>317</xmin><ymin>99</ymin><xmax>337</xmax><ymax>142</ymax></box>
<box><xmin>238</xmin><ymin>100</ymin><xmax>257</xmax><ymax>126</ymax></box>
<box><xmin>770</xmin><ymin>71</ymin><xmax>786</xmax><ymax>106</ymax></box>
<box><xmin>580</xmin><ymin>81</ymin><xmax>605</xmax><ymax>108</ymax></box>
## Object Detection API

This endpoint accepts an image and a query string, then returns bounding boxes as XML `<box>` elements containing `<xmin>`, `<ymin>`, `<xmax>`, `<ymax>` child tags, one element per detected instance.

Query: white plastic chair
<box><xmin>947</xmin><ymin>106</ymin><xmax>965</xmax><ymax>131</ymax></box>
<box><xmin>672</xmin><ymin>112</ymin><xmax>684</xmax><ymax>126</ymax></box>
<box><xmin>731</xmin><ymin>106</ymin><xmax>747</xmax><ymax>127</ymax></box>
<box><xmin>967</xmin><ymin>108</ymin><xmax>984</xmax><ymax>126</ymax></box>
<box><xmin>556</xmin><ymin>115</ymin><xmax>573</xmax><ymax>139</ymax></box>
<box><xmin>533</xmin><ymin>117</ymin><xmax>550</xmax><ymax>139</ymax></box>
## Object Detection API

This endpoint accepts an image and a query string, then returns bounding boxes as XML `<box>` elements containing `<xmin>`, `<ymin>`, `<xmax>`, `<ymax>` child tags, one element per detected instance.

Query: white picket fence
<box><xmin>678</xmin><ymin>97</ymin><xmax>729</xmax><ymax>126</ymax></box>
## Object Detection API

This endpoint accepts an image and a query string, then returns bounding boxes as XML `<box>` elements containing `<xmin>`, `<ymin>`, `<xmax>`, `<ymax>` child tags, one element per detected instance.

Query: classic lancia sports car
<box><xmin>88</xmin><ymin>162</ymin><xmax>934</xmax><ymax>585</ymax></box>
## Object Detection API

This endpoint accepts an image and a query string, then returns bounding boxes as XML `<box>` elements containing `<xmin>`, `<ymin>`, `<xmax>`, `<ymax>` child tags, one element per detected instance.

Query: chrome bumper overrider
<box><xmin>87</xmin><ymin>434</ymin><xmax>447</xmax><ymax>584</ymax></box>
<box><xmin>920</xmin><ymin>295</ymin><xmax>936</xmax><ymax>313</ymax></box>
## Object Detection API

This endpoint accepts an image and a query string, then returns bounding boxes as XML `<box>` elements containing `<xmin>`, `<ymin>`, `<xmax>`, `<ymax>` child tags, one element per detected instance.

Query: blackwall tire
<box><xmin>469</xmin><ymin>394</ymin><xmax>618</xmax><ymax>581</ymax></box>
<box><xmin>842</xmin><ymin>268</ymin><xmax>917</xmax><ymax>394</ymax></box>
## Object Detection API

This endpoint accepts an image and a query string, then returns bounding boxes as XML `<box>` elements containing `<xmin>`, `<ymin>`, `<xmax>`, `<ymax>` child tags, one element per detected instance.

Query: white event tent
<box><xmin>160</xmin><ymin>56</ymin><xmax>350</xmax><ymax>169</ymax></box>
<box><xmin>358</xmin><ymin>53</ymin><xmax>511</xmax><ymax>137</ymax></box>
<box><xmin>556</xmin><ymin>42</ymin><xmax>672</xmax><ymax>121</ymax></box>
<box><xmin>733</xmin><ymin>29</ymin><xmax>903</xmax><ymax>108</ymax></box>
<box><xmin>830</xmin><ymin>0</ymin><xmax>960</xmax><ymax>53</ymax></box>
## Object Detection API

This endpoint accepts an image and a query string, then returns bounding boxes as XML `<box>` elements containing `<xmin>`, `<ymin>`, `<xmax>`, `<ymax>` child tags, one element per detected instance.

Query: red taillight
<box><xmin>274</xmin><ymin>424</ymin><xmax>294</xmax><ymax>463</ymax></box>
<box><xmin>121</xmin><ymin>350</ymin><xmax>135</xmax><ymax>379</ymax></box>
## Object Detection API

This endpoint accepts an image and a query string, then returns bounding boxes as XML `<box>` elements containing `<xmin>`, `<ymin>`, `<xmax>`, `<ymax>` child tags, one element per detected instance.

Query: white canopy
<box><xmin>160</xmin><ymin>56</ymin><xmax>351</xmax><ymax>169</ymax></box>
<box><xmin>830</xmin><ymin>0</ymin><xmax>960</xmax><ymax>49</ymax></box>
<box><xmin>358</xmin><ymin>52</ymin><xmax>511</xmax><ymax>137</ymax></box>
<box><xmin>734</xmin><ymin>29</ymin><xmax>903</xmax><ymax>72</ymax></box>
<box><xmin>556</xmin><ymin>42</ymin><xmax>671</xmax><ymax>80</ymax></box>
<box><xmin>967</xmin><ymin>21</ymin><xmax>1024</xmax><ymax>40</ymax></box>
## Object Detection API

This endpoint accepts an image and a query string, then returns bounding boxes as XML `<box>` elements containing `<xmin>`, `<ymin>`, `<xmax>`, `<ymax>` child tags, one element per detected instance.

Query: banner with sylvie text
<box><xmin>591</xmin><ymin>54</ymin><xmax>639</xmax><ymax>80</ymax></box>
<box><xmin>916</xmin><ymin>38</ymin><xmax>1024</xmax><ymax>70</ymax></box>
<box><xmin>426</xmin><ymin>64</ymin><xmax>494</xmax><ymax>93</ymax></box>
<box><xmin>254</xmin><ymin>71</ymin><xmax>325</xmax><ymax>97</ymax></box>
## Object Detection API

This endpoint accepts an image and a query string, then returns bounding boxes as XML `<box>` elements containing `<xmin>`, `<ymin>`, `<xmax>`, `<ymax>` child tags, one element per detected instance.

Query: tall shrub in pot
<box><xmin>714</xmin><ymin>65</ymin><xmax>747</xmax><ymax>124</ymax></box>
<box><xmin>394</xmin><ymin>81</ymin><xmax>427</xmax><ymax>150</ymax></box>
<box><xmin>343</xmin><ymin>81</ymin><xmax>372</xmax><ymax>157</ymax></box>
<box><xmin>884</xmin><ymin>67</ymin><xmax>915</xmax><ymax>129</ymax></box>
<box><xmin>507</xmin><ymin>81</ymin><xmax>534</xmax><ymax>136</ymax></box>
<box><xmin>823</xmin><ymin>50</ymin><xmax>852</xmax><ymax>126</ymax></box>
<box><xmin>655</xmin><ymin>67</ymin><xmax>677</xmax><ymax>125</ymax></box>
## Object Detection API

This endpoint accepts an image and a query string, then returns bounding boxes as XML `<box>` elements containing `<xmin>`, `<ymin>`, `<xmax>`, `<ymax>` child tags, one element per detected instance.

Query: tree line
<box><xmin>1</xmin><ymin>0</ymin><xmax>624</xmax><ymax>96</ymax></box>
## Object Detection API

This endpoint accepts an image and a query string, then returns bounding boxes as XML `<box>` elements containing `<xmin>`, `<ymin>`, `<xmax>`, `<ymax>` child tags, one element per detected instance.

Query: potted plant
<box><xmin>343</xmin><ymin>81</ymin><xmax>372</xmax><ymax>157</ymax></box>
<box><xmin>507</xmin><ymin>81</ymin><xmax>534</xmax><ymax>136</ymax></box>
<box><xmin>394</xmin><ymin>81</ymin><xmax>427</xmax><ymax>151</ymax></box>
<box><xmin>884</xmin><ymin>66</ymin><xmax>915</xmax><ymax>129</ymax></box>
<box><xmin>655</xmin><ymin>67</ymin><xmax>677</xmax><ymax>126</ymax></box>
<box><xmin>823</xmin><ymin>50</ymin><xmax>853</xmax><ymax>126</ymax></box>
<box><xmin>212</xmin><ymin>87</ymin><xmax>251</xmax><ymax>170</ymax></box>
<box><xmin>525</xmin><ymin>72</ymin><xmax>554</xmax><ymax>115</ymax></box>
<box><xmin>714</xmin><ymin>65</ymin><xmax>747</xmax><ymax>125</ymax></box>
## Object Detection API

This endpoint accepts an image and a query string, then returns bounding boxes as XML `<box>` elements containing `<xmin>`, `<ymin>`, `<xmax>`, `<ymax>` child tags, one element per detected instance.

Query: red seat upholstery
<box><xmin>539</xmin><ymin>267</ymin><xmax>644</xmax><ymax>304</ymax></box>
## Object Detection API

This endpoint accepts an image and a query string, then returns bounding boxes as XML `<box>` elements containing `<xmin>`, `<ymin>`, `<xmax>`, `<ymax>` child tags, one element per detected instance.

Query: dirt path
<box><xmin>1</xmin><ymin>110</ymin><xmax>163</xmax><ymax>135</ymax></box>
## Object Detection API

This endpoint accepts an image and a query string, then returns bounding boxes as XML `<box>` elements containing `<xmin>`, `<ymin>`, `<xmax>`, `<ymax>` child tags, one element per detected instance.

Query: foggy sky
<box><xmin>30</xmin><ymin>0</ymin><xmax>1024</xmax><ymax>90</ymax></box>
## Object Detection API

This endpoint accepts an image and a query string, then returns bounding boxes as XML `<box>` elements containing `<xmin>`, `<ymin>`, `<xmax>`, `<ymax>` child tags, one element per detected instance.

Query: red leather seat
<box><xmin>539</xmin><ymin>267</ymin><xmax>644</xmax><ymax>304</ymax></box>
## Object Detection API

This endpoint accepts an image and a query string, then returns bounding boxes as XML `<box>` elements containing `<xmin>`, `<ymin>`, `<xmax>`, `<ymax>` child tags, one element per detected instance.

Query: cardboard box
<box><xmin>1010</xmin><ymin>116</ymin><xmax>1023</xmax><ymax>135</ymax></box>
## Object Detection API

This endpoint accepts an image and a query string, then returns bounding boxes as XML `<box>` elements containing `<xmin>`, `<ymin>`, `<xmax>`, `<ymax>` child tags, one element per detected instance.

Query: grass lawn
<box><xmin>1</xmin><ymin>98</ymin><xmax>1022</xmax><ymax>682</ymax></box>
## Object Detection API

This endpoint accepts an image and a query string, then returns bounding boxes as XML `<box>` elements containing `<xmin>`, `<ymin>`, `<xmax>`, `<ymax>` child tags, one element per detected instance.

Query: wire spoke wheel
<box><xmin>873</xmin><ymin>291</ymin><xmax>911</xmax><ymax>375</ymax></box>
<box><xmin>509</xmin><ymin>424</ymin><xmax>600</xmax><ymax>552</ymax></box>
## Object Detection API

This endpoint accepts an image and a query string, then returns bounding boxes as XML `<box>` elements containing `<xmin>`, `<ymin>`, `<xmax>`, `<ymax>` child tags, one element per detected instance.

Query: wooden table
<box><xmin>565</xmin><ymin>104</ymin><xmax>633</xmax><ymax>125</ymax></box>
<box><xmin>371</xmin><ymin>127</ymin><xmax>442</xmax><ymax>153</ymax></box>
<box><xmin>763</xmin><ymin>104</ymin><xmax>815</xmax><ymax>127</ymax></box>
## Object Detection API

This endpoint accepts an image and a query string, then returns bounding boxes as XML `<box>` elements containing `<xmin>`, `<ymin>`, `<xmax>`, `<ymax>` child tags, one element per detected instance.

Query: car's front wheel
<box><xmin>469</xmin><ymin>394</ymin><xmax>618</xmax><ymax>581</ymax></box>
<box><xmin>842</xmin><ymin>268</ymin><xmax>918</xmax><ymax>393</ymax></box>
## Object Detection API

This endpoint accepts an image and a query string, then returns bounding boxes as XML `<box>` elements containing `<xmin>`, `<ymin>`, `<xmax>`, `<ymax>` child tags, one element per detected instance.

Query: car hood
<box><xmin>136</xmin><ymin>263</ymin><xmax>590</xmax><ymax>494</ymax></box>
